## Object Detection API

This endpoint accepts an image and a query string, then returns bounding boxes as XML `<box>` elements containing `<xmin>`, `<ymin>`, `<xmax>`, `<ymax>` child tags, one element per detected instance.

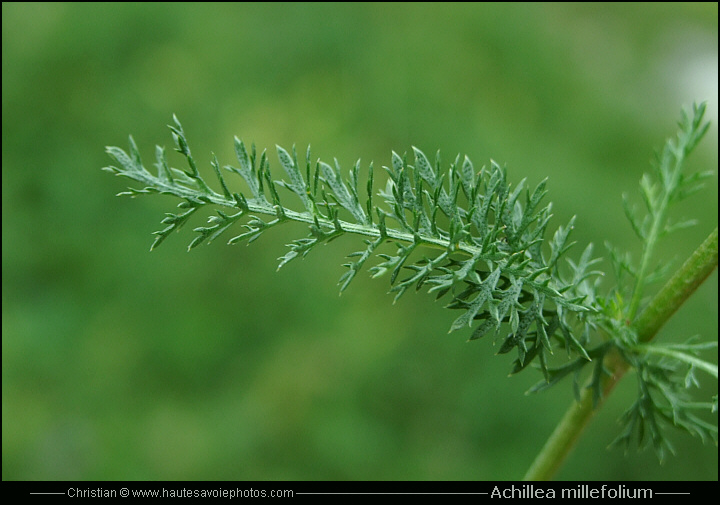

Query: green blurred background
<box><xmin>2</xmin><ymin>3</ymin><xmax>717</xmax><ymax>481</ymax></box>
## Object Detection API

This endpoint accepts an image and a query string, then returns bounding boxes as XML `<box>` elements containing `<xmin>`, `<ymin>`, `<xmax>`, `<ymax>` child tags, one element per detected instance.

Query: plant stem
<box><xmin>522</xmin><ymin>227</ymin><xmax>718</xmax><ymax>481</ymax></box>
<box><xmin>634</xmin><ymin>226</ymin><xmax>718</xmax><ymax>342</ymax></box>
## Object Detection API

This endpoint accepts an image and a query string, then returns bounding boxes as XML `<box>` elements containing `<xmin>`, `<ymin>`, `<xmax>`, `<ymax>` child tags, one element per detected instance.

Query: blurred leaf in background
<box><xmin>2</xmin><ymin>3</ymin><xmax>716</xmax><ymax>480</ymax></box>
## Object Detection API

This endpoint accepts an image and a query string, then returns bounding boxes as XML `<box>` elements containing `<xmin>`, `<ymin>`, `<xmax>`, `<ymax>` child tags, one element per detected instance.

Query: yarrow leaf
<box><xmin>104</xmin><ymin>117</ymin><xmax>600</xmax><ymax>382</ymax></box>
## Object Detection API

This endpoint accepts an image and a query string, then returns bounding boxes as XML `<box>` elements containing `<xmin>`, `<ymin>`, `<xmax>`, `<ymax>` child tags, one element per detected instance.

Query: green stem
<box><xmin>521</xmin><ymin>383</ymin><xmax>600</xmax><ymax>481</ymax></box>
<box><xmin>634</xmin><ymin>227</ymin><xmax>718</xmax><ymax>342</ymax></box>
<box><xmin>633</xmin><ymin>343</ymin><xmax>718</xmax><ymax>378</ymax></box>
<box><xmin>522</xmin><ymin>226</ymin><xmax>718</xmax><ymax>481</ymax></box>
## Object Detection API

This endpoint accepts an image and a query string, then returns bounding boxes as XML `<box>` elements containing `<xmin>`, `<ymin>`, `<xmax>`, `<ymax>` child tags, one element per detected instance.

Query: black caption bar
<box><xmin>3</xmin><ymin>480</ymin><xmax>716</xmax><ymax>500</ymax></box>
